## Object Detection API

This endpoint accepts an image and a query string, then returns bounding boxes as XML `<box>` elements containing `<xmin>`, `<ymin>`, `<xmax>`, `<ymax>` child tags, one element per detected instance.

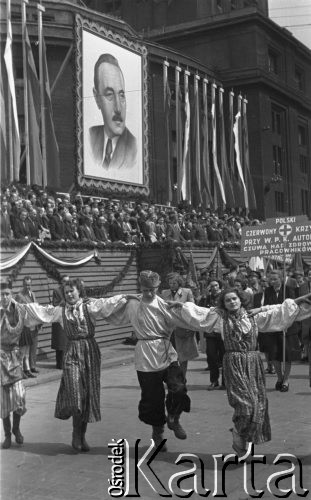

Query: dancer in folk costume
<box><xmin>0</xmin><ymin>280</ymin><xmax>26</xmax><ymax>449</ymax></box>
<box><xmin>103</xmin><ymin>270</ymin><xmax>193</xmax><ymax>451</ymax></box>
<box><xmin>20</xmin><ymin>278</ymin><xmax>135</xmax><ymax>452</ymax></box>
<box><xmin>168</xmin><ymin>287</ymin><xmax>311</xmax><ymax>456</ymax></box>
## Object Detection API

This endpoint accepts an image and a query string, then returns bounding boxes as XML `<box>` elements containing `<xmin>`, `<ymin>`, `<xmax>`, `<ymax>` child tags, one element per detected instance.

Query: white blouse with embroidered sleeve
<box><xmin>85</xmin><ymin>294</ymin><xmax>128</xmax><ymax>321</ymax></box>
<box><xmin>22</xmin><ymin>303</ymin><xmax>63</xmax><ymax>328</ymax></box>
<box><xmin>255</xmin><ymin>298</ymin><xmax>311</xmax><ymax>332</ymax></box>
<box><xmin>21</xmin><ymin>294</ymin><xmax>129</xmax><ymax>329</ymax></box>
<box><xmin>173</xmin><ymin>302</ymin><xmax>223</xmax><ymax>333</ymax></box>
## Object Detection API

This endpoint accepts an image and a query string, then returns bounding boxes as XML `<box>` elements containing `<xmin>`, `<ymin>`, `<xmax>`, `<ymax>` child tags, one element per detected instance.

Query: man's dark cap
<box><xmin>250</xmin><ymin>270</ymin><xmax>261</xmax><ymax>279</ymax></box>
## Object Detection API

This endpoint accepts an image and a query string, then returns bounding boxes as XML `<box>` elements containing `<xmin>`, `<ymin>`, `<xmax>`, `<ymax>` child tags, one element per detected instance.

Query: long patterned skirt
<box><xmin>54</xmin><ymin>337</ymin><xmax>101</xmax><ymax>422</ymax></box>
<box><xmin>1</xmin><ymin>381</ymin><xmax>26</xmax><ymax>419</ymax></box>
<box><xmin>223</xmin><ymin>351</ymin><xmax>271</xmax><ymax>444</ymax></box>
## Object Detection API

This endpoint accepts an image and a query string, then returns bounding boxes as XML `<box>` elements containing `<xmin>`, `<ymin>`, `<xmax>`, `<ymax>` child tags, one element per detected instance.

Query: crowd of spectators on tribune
<box><xmin>0</xmin><ymin>184</ymin><xmax>263</xmax><ymax>245</ymax></box>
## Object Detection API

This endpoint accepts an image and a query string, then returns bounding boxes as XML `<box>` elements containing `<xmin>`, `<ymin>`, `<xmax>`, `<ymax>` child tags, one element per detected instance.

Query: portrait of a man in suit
<box><xmin>88</xmin><ymin>53</ymin><xmax>138</xmax><ymax>174</ymax></box>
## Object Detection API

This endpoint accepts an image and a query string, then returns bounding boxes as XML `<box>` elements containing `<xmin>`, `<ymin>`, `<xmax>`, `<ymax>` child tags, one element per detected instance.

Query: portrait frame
<box><xmin>75</xmin><ymin>14</ymin><xmax>149</xmax><ymax>196</ymax></box>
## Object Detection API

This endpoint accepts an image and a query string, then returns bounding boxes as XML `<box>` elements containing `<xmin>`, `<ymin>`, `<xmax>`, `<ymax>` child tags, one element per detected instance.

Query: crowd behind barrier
<box><xmin>0</xmin><ymin>183</ymin><xmax>264</xmax><ymax>246</ymax></box>
<box><xmin>0</xmin><ymin>183</ymin><xmax>310</xmax><ymax>386</ymax></box>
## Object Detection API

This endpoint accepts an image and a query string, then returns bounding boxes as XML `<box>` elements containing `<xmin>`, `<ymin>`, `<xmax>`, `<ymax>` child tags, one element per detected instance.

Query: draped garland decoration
<box><xmin>32</xmin><ymin>245</ymin><xmax>62</xmax><ymax>282</ymax></box>
<box><xmin>0</xmin><ymin>242</ymin><xmax>99</xmax><ymax>272</ymax></box>
<box><xmin>1</xmin><ymin>241</ymin><xmax>242</xmax><ymax>292</ymax></box>
<box><xmin>175</xmin><ymin>244</ymin><xmax>242</xmax><ymax>278</ymax></box>
<box><xmin>0</xmin><ymin>243</ymin><xmax>32</xmax><ymax>269</ymax></box>
<box><xmin>84</xmin><ymin>250</ymin><xmax>136</xmax><ymax>297</ymax></box>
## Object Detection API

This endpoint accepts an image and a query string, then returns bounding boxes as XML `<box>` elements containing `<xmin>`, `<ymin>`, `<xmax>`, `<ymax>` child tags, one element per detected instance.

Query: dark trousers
<box><xmin>137</xmin><ymin>362</ymin><xmax>191</xmax><ymax>427</ymax></box>
<box><xmin>205</xmin><ymin>335</ymin><xmax>225</xmax><ymax>385</ymax></box>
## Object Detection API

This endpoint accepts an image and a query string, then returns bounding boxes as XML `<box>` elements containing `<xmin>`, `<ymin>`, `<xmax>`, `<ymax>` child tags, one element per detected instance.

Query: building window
<box><xmin>301</xmin><ymin>189</ymin><xmax>309</xmax><ymax>214</ymax></box>
<box><xmin>268</xmin><ymin>49</ymin><xmax>279</xmax><ymax>75</ymax></box>
<box><xmin>298</xmin><ymin>124</ymin><xmax>307</xmax><ymax>147</ymax></box>
<box><xmin>299</xmin><ymin>155</ymin><xmax>308</xmax><ymax>174</ymax></box>
<box><xmin>272</xmin><ymin>109</ymin><xmax>281</xmax><ymax>135</ymax></box>
<box><xmin>273</xmin><ymin>145</ymin><xmax>283</xmax><ymax>176</ymax></box>
<box><xmin>294</xmin><ymin>66</ymin><xmax>305</xmax><ymax>91</ymax></box>
<box><xmin>275</xmin><ymin>191</ymin><xmax>285</xmax><ymax>212</ymax></box>
<box><xmin>216</xmin><ymin>0</ymin><xmax>223</xmax><ymax>13</ymax></box>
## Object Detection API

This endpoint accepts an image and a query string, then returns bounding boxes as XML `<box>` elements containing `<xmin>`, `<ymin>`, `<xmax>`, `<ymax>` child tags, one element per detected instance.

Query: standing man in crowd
<box><xmin>15</xmin><ymin>277</ymin><xmax>40</xmax><ymax>378</ymax></box>
<box><xmin>51</xmin><ymin>275</ymin><xmax>70</xmax><ymax>369</ymax></box>
<box><xmin>162</xmin><ymin>272</ymin><xmax>198</xmax><ymax>379</ymax></box>
<box><xmin>264</xmin><ymin>270</ymin><xmax>296</xmax><ymax>392</ymax></box>
<box><xmin>0</xmin><ymin>198</ymin><xmax>12</xmax><ymax>240</ymax></box>
<box><xmin>199</xmin><ymin>279</ymin><xmax>225</xmax><ymax>390</ymax></box>
<box><xmin>253</xmin><ymin>276</ymin><xmax>275</xmax><ymax>373</ymax></box>
<box><xmin>89</xmin><ymin>53</ymin><xmax>137</xmax><ymax>175</ymax></box>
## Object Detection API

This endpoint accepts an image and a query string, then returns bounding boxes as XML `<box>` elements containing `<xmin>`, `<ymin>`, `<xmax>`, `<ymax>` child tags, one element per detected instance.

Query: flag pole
<box><xmin>21</xmin><ymin>0</ymin><xmax>30</xmax><ymax>185</ymax></box>
<box><xmin>37</xmin><ymin>2</ymin><xmax>47</xmax><ymax>187</ymax></box>
<box><xmin>282</xmin><ymin>250</ymin><xmax>287</xmax><ymax>377</ymax></box>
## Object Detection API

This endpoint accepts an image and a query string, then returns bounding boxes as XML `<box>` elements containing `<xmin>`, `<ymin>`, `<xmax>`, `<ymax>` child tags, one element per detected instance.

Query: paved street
<box><xmin>1</xmin><ymin>355</ymin><xmax>310</xmax><ymax>500</ymax></box>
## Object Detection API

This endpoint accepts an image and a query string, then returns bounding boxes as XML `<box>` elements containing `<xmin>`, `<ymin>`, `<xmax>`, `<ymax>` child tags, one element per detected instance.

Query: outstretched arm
<box><xmin>86</xmin><ymin>294</ymin><xmax>138</xmax><ymax>323</ymax></box>
<box><xmin>294</xmin><ymin>292</ymin><xmax>311</xmax><ymax>306</ymax></box>
<box><xmin>17</xmin><ymin>302</ymin><xmax>62</xmax><ymax>328</ymax></box>
<box><xmin>166</xmin><ymin>301</ymin><xmax>221</xmax><ymax>333</ymax></box>
<box><xmin>253</xmin><ymin>297</ymin><xmax>311</xmax><ymax>333</ymax></box>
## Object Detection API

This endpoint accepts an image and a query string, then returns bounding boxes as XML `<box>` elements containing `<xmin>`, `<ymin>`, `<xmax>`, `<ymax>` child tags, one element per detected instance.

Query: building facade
<box><xmin>1</xmin><ymin>0</ymin><xmax>310</xmax><ymax>217</ymax></box>
<box><xmin>90</xmin><ymin>0</ymin><xmax>311</xmax><ymax>218</ymax></box>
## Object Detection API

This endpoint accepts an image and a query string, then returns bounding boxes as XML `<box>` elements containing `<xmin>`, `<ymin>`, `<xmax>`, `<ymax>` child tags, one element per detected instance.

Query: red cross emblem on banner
<box><xmin>278</xmin><ymin>224</ymin><xmax>292</xmax><ymax>239</ymax></box>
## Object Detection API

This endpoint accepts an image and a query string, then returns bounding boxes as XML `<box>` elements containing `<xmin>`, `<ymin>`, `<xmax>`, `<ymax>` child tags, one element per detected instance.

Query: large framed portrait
<box><xmin>75</xmin><ymin>15</ymin><xmax>149</xmax><ymax>195</ymax></box>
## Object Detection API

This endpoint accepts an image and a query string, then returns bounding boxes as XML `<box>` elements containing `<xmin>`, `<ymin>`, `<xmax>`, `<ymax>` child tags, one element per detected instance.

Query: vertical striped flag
<box><xmin>229</xmin><ymin>90</ymin><xmax>244</xmax><ymax>207</ymax></box>
<box><xmin>233</xmin><ymin>109</ymin><xmax>248</xmax><ymax>209</ymax></box>
<box><xmin>192</xmin><ymin>73</ymin><xmax>202</xmax><ymax>206</ymax></box>
<box><xmin>175</xmin><ymin>66</ymin><xmax>183</xmax><ymax>201</ymax></box>
<box><xmin>0</xmin><ymin>62</ymin><xmax>7</xmax><ymax>177</ymax></box>
<box><xmin>180</xmin><ymin>70</ymin><xmax>191</xmax><ymax>202</ymax></box>
<box><xmin>24</xmin><ymin>24</ymin><xmax>43</xmax><ymax>185</ymax></box>
<box><xmin>211</xmin><ymin>83</ymin><xmax>226</xmax><ymax>205</ymax></box>
<box><xmin>42</xmin><ymin>38</ymin><xmax>61</xmax><ymax>188</ymax></box>
<box><xmin>201</xmin><ymin>78</ymin><xmax>212</xmax><ymax>205</ymax></box>
<box><xmin>3</xmin><ymin>0</ymin><xmax>20</xmax><ymax>181</ymax></box>
<box><xmin>219</xmin><ymin>87</ymin><xmax>235</xmax><ymax>207</ymax></box>
<box><xmin>163</xmin><ymin>61</ymin><xmax>172</xmax><ymax>203</ymax></box>
<box><xmin>181</xmin><ymin>69</ymin><xmax>191</xmax><ymax>202</ymax></box>
<box><xmin>242</xmin><ymin>97</ymin><xmax>257</xmax><ymax>210</ymax></box>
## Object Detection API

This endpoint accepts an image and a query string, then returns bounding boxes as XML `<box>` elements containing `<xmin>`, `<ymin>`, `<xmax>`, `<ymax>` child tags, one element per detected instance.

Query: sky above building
<box><xmin>269</xmin><ymin>0</ymin><xmax>311</xmax><ymax>49</ymax></box>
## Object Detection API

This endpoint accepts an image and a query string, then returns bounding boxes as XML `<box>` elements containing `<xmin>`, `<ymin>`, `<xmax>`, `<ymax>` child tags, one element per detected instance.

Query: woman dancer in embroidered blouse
<box><xmin>0</xmin><ymin>280</ymin><xmax>26</xmax><ymax>449</ymax></box>
<box><xmin>22</xmin><ymin>278</ymin><xmax>133</xmax><ymax>452</ymax></box>
<box><xmin>171</xmin><ymin>287</ymin><xmax>311</xmax><ymax>457</ymax></box>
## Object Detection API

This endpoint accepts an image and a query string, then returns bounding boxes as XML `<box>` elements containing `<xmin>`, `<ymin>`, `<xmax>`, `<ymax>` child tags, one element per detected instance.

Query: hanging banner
<box><xmin>175</xmin><ymin>65</ymin><xmax>182</xmax><ymax>200</ymax></box>
<box><xmin>181</xmin><ymin>69</ymin><xmax>191</xmax><ymax>201</ymax></box>
<box><xmin>211</xmin><ymin>83</ymin><xmax>226</xmax><ymax>205</ymax></box>
<box><xmin>201</xmin><ymin>78</ymin><xmax>212</xmax><ymax>204</ymax></box>
<box><xmin>163</xmin><ymin>60</ymin><xmax>172</xmax><ymax>202</ymax></box>
<box><xmin>241</xmin><ymin>216</ymin><xmax>311</xmax><ymax>258</ymax></box>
